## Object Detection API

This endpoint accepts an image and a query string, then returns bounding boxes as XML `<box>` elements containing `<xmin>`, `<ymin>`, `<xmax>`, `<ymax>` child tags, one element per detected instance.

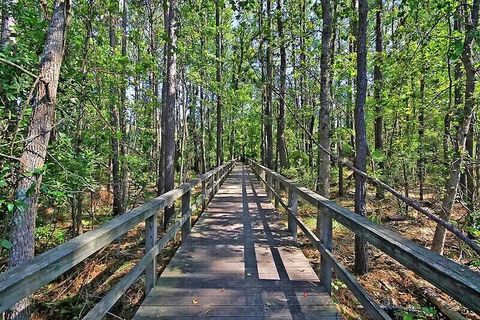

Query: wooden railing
<box><xmin>0</xmin><ymin>161</ymin><xmax>236</xmax><ymax>318</ymax></box>
<box><xmin>248</xmin><ymin>159</ymin><xmax>480</xmax><ymax>319</ymax></box>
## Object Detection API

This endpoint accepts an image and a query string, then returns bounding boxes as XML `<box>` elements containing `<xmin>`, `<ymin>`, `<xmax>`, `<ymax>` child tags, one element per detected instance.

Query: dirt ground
<box><xmin>1</xmin><ymin>183</ymin><xmax>478</xmax><ymax>320</ymax></box>
<box><xmin>296</xmin><ymin>191</ymin><xmax>479</xmax><ymax>320</ymax></box>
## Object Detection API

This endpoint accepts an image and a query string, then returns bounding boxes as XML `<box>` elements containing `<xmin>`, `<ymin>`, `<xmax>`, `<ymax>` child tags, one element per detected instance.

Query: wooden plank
<box><xmin>82</xmin><ymin>215</ymin><xmax>188</xmax><ymax>320</ymax></box>
<box><xmin>135</xmin><ymin>165</ymin><xmax>340</xmax><ymax>320</ymax></box>
<box><xmin>318</xmin><ymin>244</ymin><xmax>391</xmax><ymax>320</ymax></box>
<box><xmin>249</xmin><ymin>160</ymin><xmax>480</xmax><ymax>312</ymax></box>
<box><xmin>145</xmin><ymin>208</ymin><xmax>158</xmax><ymax>293</ymax></box>
<box><xmin>182</xmin><ymin>190</ymin><xmax>191</xmax><ymax>240</ymax></box>
<box><xmin>0</xmin><ymin>161</ymin><xmax>234</xmax><ymax>313</ymax></box>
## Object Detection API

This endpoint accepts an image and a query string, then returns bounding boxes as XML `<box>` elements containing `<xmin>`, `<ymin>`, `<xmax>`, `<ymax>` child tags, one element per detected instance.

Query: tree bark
<box><xmin>7</xmin><ymin>1</ymin><xmax>70</xmax><ymax>319</ymax></box>
<box><xmin>374</xmin><ymin>0</ymin><xmax>384</xmax><ymax>199</ymax></box>
<box><xmin>276</xmin><ymin>0</ymin><xmax>287</xmax><ymax>171</ymax></box>
<box><xmin>0</xmin><ymin>0</ymin><xmax>16</xmax><ymax>46</ymax></box>
<box><xmin>316</xmin><ymin>0</ymin><xmax>333</xmax><ymax>197</ymax></box>
<box><xmin>431</xmin><ymin>0</ymin><xmax>479</xmax><ymax>255</ymax></box>
<box><xmin>163</xmin><ymin>0</ymin><xmax>177</xmax><ymax>229</ymax></box>
<box><xmin>354</xmin><ymin>0</ymin><xmax>369</xmax><ymax>275</ymax></box>
<box><xmin>215</xmin><ymin>0</ymin><xmax>223</xmax><ymax>166</ymax></box>
<box><xmin>264</xmin><ymin>0</ymin><xmax>273</xmax><ymax>170</ymax></box>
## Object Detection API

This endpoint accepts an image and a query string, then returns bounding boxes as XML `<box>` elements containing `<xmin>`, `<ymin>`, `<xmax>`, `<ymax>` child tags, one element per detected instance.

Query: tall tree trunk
<box><xmin>431</xmin><ymin>0</ymin><xmax>479</xmax><ymax>255</ymax></box>
<box><xmin>374</xmin><ymin>0</ymin><xmax>384</xmax><ymax>199</ymax></box>
<box><xmin>7</xmin><ymin>1</ymin><xmax>70</xmax><ymax>319</ymax></box>
<box><xmin>265</xmin><ymin>0</ymin><xmax>273</xmax><ymax>169</ymax></box>
<box><xmin>465</xmin><ymin>115</ymin><xmax>475</xmax><ymax>211</ymax></box>
<box><xmin>163</xmin><ymin>0</ymin><xmax>177</xmax><ymax>229</ymax></box>
<box><xmin>109</xmin><ymin>11</ymin><xmax>124</xmax><ymax>217</ymax></box>
<box><xmin>316</xmin><ymin>0</ymin><xmax>333</xmax><ymax>197</ymax></box>
<box><xmin>276</xmin><ymin>0</ymin><xmax>287</xmax><ymax>171</ymax></box>
<box><xmin>418</xmin><ymin>72</ymin><xmax>425</xmax><ymax>201</ymax></box>
<box><xmin>157</xmin><ymin>0</ymin><xmax>169</xmax><ymax>197</ymax></box>
<box><xmin>215</xmin><ymin>0</ymin><xmax>223</xmax><ymax>166</ymax></box>
<box><xmin>354</xmin><ymin>0</ymin><xmax>369</xmax><ymax>275</ymax></box>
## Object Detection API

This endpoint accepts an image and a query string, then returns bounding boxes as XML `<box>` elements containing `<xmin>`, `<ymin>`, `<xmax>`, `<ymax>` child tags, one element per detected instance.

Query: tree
<box><xmin>0</xmin><ymin>0</ymin><xmax>16</xmax><ymax>46</ymax></box>
<box><xmin>276</xmin><ymin>0</ymin><xmax>287</xmax><ymax>171</ymax></box>
<box><xmin>432</xmin><ymin>0</ymin><xmax>479</xmax><ymax>255</ymax></box>
<box><xmin>215</xmin><ymin>0</ymin><xmax>223</xmax><ymax>166</ymax></box>
<box><xmin>316</xmin><ymin>0</ymin><xmax>333</xmax><ymax>197</ymax></box>
<box><xmin>7</xmin><ymin>1</ymin><xmax>71</xmax><ymax>318</ymax></box>
<box><xmin>373</xmin><ymin>0</ymin><xmax>384</xmax><ymax>199</ymax></box>
<box><xmin>163</xmin><ymin>0</ymin><xmax>177</xmax><ymax>229</ymax></box>
<box><xmin>353</xmin><ymin>0</ymin><xmax>368</xmax><ymax>275</ymax></box>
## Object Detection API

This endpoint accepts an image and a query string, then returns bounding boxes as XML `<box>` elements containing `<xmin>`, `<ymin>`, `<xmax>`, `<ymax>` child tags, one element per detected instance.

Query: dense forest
<box><xmin>0</xmin><ymin>0</ymin><xmax>479</xmax><ymax>319</ymax></box>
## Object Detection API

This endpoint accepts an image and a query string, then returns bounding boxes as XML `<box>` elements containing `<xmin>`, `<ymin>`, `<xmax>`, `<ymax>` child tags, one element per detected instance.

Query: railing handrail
<box><xmin>0</xmin><ymin>160</ymin><xmax>236</xmax><ymax>315</ymax></box>
<box><xmin>248</xmin><ymin>159</ymin><xmax>480</xmax><ymax>316</ymax></box>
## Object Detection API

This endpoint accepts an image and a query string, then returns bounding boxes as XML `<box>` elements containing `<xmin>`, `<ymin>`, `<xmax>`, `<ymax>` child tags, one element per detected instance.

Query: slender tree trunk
<box><xmin>354</xmin><ymin>0</ymin><xmax>369</xmax><ymax>275</ymax></box>
<box><xmin>276</xmin><ymin>0</ymin><xmax>287</xmax><ymax>171</ymax></box>
<box><xmin>465</xmin><ymin>115</ymin><xmax>475</xmax><ymax>211</ymax></box>
<box><xmin>108</xmin><ymin>12</ymin><xmax>124</xmax><ymax>217</ymax></box>
<box><xmin>157</xmin><ymin>0</ymin><xmax>169</xmax><ymax>197</ymax></box>
<box><xmin>277</xmin><ymin>0</ymin><xmax>288</xmax><ymax>172</ymax></box>
<box><xmin>7</xmin><ymin>1</ymin><xmax>70</xmax><ymax>319</ymax></box>
<box><xmin>374</xmin><ymin>0</ymin><xmax>384</xmax><ymax>199</ymax></box>
<box><xmin>418</xmin><ymin>72</ymin><xmax>425</xmax><ymax>201</ymax></box>
<box><xmin>265</xmin><ymin>0</ymin><xmax>273</xmax><ymax>169</ymax></box>
<box><xmin>316</xmin><ymin>0</ymin><xmax>333</xmax><ymax>197</ymax></box>
<box><xmin>432</xmin><ymin>0</ymin><xmax>479</xmax><ymax>254</ymax></box>
<box><xmin>215</xmin><ymin>0</ymin><xmax>223</xmax><ymax>166</ymax></box>
<box><xmin>163</xmin><ymin>0</ymin><xmax>177</xmax><ymax>229</ymax></box>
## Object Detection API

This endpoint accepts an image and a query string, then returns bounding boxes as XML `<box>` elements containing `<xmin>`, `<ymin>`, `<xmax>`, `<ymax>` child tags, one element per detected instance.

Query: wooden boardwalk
<box><xmin>134</xmin><ymin>164</ymin><xmax>340</xmax><ymax>319</ymax></box>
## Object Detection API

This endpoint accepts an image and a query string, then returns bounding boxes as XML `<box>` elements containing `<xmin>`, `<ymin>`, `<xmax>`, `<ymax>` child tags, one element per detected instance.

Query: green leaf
<box><xmin>7</xmin><ymin>203</ymin><xmax>14</xmax><ymax>212</ymax></box>
<box><xmin>0</xmin><ymin>239</ymin><xmax>12</xmax><ymax>250</ymax></box>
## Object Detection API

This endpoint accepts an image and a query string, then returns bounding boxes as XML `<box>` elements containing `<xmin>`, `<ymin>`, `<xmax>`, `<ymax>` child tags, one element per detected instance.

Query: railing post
<box><xmin>266</xmin><ymin>173</ymin><xmax>273</xmax><ymax>201</ymax></box>
<box><xmin>210</xmin><ymin>173</ymin><xmax>215</xmax><ymax>200</ymax></box>
<box><xmin>274</xmin><ymin>178</ymin><xmax>280</xmax><ymax>208</ymax></box>
<box><xmin>319</xmin><ymin>208</ymin><xmax>333</xmax><ymax>294</ymax></box>
<box><xmin>145</xmin><ymin>210</ymin><xmax>158</xmax><ymax>293</ymax></box>
<box><xmin>201</xmin><ymin>180</ymin><xmax>206</xmax><ymax>211</ymax></box>
<box><xmin>288</xmin><ymin>189</ymin><xmax>298</xmax><ymax>242</ymax></box>
<box><xmin>182</xmin><ymin>190</ymin><xmax>191</xmax><ymax>241</ymax></box>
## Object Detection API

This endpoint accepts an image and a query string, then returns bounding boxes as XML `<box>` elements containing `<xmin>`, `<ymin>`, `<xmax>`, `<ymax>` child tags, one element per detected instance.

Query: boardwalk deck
<box><xmin>134</xmin><ymin>164</ymin><xmax>340</xmax><ymax>319</ymax></box>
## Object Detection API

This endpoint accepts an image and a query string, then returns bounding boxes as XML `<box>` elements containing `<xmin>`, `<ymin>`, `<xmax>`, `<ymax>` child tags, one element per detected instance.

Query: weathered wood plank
<box><xmin>134</xmin><ymin>165</ymin><xmax>340</xmax><ymax>320</ymax></box>
<box><xmin>82</xmin><ymin>215</ymin><xmax>188</xmax><ymax>320</ymax></box>
<box><xmin>0</xmin><ymin>161</ymin><xmax>234</xmax><ymax>314</ymax></box>
<box><xmin>249</xmin><ymin>160</ymin><xmax>480</xmax><ymax>313</ymax></box>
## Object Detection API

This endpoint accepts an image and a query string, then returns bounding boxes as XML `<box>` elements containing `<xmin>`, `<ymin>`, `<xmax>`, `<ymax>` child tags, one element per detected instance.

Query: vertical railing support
<box><xmin>266</xmin><ymin>173</ymin><xmax>273</xmax><ymax>201</ymax></box>
<box><xmin>288</xmin><ymin>189</ymin><xmax>298</xmax><ymax>242</ymax></box>
<box><xmin>210</xmin><ymin>173</ymin><xmax>214</xmax><ymax>200</ymax></box>
<box><xmin>319</xmin><ymin>208</ymin><xmax>333</xmax><ymax>294</ymax></box>
<box><xmin>201</xmin><ymin>180</ymin><xmax>206</xmax><ymax>211</ymax></box>
<box><xmin>182</xmin><ymin>190</ymin><xmax>191</xmax><ymax>241</ymax></box>
<box><xmin>274</xmin><ymin>178</ymin><xmax>280</xmax><ymax>208</ymax></box>
<box><xmin>145</xmin><ymin>209</ymin><xmax>158</xmax><ymax>293</ymax></box>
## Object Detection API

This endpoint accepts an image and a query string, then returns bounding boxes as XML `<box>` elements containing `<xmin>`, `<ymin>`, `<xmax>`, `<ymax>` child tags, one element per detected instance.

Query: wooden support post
<box><xmin>319</xmin><ymin>208</ymin><xmax>333</xmax><ymax>294</ymax></box>
<box><xmin>182</xmin><ymin>190</ymin><xmax>191</xmax><ymax>241</ymax></box>
<box><xmin>145</xmin><ymin>209</ymin><xmax>158</xmax><ymax>293</ymax></box>
<box><xmin>288</xmin><ymin>189</ymin><xmax>298</xmax><ymax>242</ymax></box>
<box><xmin>274</xmin><ymin>178</ymin><xmax>280</xmax><ymax>208</ymax></box>
<box><xmin>201</xmin><ymin>181</ymin><xmax>206</xmax><ymax>211</ymax></box>
<box><xmin>267</xmin><ymin>173</ymin><xmax>273</xmax><ymax>201</ymax></box>
<box><xmin>210</xmin><ymin>174</ymin><xmax>214</xmax><ymax>200</ymax></box>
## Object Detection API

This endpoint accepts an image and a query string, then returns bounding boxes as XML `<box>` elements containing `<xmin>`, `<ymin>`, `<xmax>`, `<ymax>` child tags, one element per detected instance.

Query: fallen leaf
<box><xmin>192</xmin><ymin>298</ymin><xmax>199</xmax><ymax>304</ymax></box>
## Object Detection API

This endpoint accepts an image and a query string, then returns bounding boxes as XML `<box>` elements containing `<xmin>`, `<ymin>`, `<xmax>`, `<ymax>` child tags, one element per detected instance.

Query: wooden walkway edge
<box><xmin>133</xmin><ymin>164</ymin><xmax>340</xmax><ymax>319</ymax></box>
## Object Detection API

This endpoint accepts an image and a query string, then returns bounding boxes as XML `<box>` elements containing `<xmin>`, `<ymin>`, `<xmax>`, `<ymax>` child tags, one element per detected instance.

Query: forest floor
<box><xmin>296</xmin><ymin>190</ymin><xmax>480</xmax><ymax>320</ymax></box>
<box><xmin>1</xmin><ymin>182</ymin><xmax>478</xmax><ymax>320</ymax></box>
